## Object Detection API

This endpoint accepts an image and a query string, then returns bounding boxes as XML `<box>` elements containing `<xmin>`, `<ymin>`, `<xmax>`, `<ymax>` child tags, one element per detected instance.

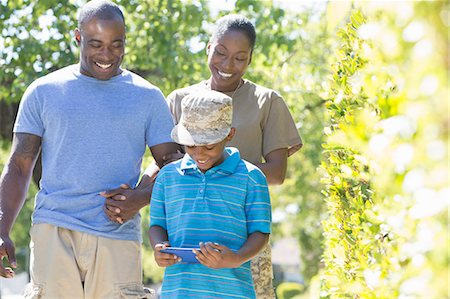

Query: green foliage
<box><xmin>276</xmin><ymin>282</ymin><xmax>304</xmax><ymax>299</ymax></box>
<box><xmin>320</xmin><ymin>9</ymin><xmax>394</xmax><ymax>298</ymax></box>
<box><xmin>320</xmin><ymin>3</ymin><xmax>448</xmax><ymax>298</ymax></box>
<box><xmin>0</xmin><ymin>1</ymin><xmax>78</xmax><ymax>104</ymax></box>
<box><xmin>119</xmin><ymin>0</ymin><xmax>211</xmax><ymax>94</ymax></box>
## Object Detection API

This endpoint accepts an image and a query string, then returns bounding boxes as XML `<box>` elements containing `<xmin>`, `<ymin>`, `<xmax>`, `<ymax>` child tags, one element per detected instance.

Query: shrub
<box><xmin>276</xmin><ymin>282</ymin><xmax>304</xmax><ymax>299</ymax></box>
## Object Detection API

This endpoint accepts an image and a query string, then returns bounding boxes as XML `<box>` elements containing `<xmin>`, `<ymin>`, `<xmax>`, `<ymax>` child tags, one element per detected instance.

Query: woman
<box><xmin>166</xmin><ymin>14</ymin><xmax>302</xmax><ymax>298</ymax></box>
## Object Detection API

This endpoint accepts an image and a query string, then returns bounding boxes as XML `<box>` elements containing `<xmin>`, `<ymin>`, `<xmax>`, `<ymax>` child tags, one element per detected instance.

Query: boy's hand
<box><xmin>154</xmin><ymin>242</ymin><xmax>180</xmax><ymax>267</ymax></box>
<box><xmin>194</xmin><ymin>242</ymin><xmax>240</xmax><ymax>269</ymax></box>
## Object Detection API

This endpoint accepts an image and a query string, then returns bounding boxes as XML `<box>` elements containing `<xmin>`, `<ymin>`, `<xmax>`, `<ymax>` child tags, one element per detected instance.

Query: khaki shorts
<box><xmin>24</xmin><ymin>223</ymin><xmax>152</xmax><ymax>299</ymax></box>
<box><xmin>251</xmin><ymin>243</ymin><xmax>275</xmax><ymax>299</ymax></box>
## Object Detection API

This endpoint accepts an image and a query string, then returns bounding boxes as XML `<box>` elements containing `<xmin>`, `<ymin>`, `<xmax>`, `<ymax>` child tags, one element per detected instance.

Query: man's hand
<box><xmin>101</xmin><ymin>184</ymin><xmax>151</xmax><ymax>224</ymax></box>
<box><xmin>153</xmin><ymin>242</ymin><xmax>179</xmax><ymax>267</ymax></box>
<box><xmin>0</xmin><ymin>235</ymin><xmax>17</xmax><ymax>278</ymax></box>
<box><xmin>194</xmin><ymin>242</ymin><xmax>240</xmax><ymax>269</ymax></box>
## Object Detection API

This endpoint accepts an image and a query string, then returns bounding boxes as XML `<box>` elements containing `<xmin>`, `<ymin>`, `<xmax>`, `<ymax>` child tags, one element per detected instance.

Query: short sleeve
<box><xmin>150</xmin><ymin>172</ymin><xmax>167</xmax><ymax>229</ymax></box>
<box><xmin>145</xmin><ymin>89</ymin><xmax>175</xmax><ymax>148</ymax></box>
<box><xmin>263</xmin><ymin>95</ymin><xmax>303</xmax><ymax>158</ymax></box>
<box><xmin>166</xmin><ymin>90</ymin><xmax>183</xmax><ymax>125</ymax></box>
<box><xmin>13</xmin><ymin>82</ymin><xmax>44</xmax><ymax>137</ymax></box>
<box><xmin>245</xmin><ymin>168</ymin><xmax>271</xmax><ymax>234</ymax></box>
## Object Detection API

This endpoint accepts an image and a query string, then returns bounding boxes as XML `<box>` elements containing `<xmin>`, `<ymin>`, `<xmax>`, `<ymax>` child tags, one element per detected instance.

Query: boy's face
<box><xmin>185</xmin><ymin>128</ymin><xmax>235</xmax><ymax>173</ymax></box>
<box><xmin>75</xmin><ymin>16</ymin><xmax>125</xmax><ymax>80</ymax></box>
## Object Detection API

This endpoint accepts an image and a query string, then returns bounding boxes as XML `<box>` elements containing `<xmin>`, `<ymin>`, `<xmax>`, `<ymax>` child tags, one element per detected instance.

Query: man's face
<box><xmin>75</xmin><ymin>16</ymin><xmax>125</xmax><ymax>80</ymax></box>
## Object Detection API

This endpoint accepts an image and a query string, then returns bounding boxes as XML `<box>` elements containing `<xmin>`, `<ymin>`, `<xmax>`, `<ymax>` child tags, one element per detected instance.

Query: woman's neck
<box><xmin>208</xmin><ymin>78</ymin><xmax>243</xmax><ymax>93</ymax></box>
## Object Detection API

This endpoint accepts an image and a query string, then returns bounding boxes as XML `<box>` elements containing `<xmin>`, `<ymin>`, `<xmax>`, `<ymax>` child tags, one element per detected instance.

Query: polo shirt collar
<box><xmin>179</xmin><ymin>147</ymin><xmax>241</xmax><ymax>175</ymax></box>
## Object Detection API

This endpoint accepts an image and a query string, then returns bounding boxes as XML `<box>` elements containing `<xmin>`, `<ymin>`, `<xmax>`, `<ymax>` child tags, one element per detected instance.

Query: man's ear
<box><xmin>74</xmin><ymin>28</ymin><xmax>81</xmax><ymax>45</ymax></box>
<box><xmin>206</xmin><ymin>43</ymin><xmax>211</xmax><ymax>55</ymax></box>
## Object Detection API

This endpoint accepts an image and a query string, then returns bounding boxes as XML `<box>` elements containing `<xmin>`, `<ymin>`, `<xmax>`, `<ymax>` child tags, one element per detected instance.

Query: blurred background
<box><xmin>0</xmin><ymin>0</ymin><xmax>448</xmax><ymax>298</ymax></box>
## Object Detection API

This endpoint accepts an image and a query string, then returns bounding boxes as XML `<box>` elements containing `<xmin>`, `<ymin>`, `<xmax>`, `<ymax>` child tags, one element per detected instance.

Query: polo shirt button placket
<box><xmin>199</xmin><ymin>175</ymin><xmax>206</xmax><ymax>197</ymax></box>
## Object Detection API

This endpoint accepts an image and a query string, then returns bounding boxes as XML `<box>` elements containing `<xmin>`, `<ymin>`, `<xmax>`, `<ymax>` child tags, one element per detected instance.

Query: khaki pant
<box><xmin>251</xmin><ymin>244</ymin><xmax>276</xmax><ymax>299</ymax></box>
<box><xmin>24</xmin><ymin>223</ymin><xmax>152</xmax><ymax>299</ymax></box>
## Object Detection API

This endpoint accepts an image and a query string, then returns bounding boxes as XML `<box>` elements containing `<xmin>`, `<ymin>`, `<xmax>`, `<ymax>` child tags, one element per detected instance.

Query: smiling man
<box><xmin>0</xmin><ymin>1</ymin><xmax>180</xmax><ymax>298</ymax></box>
<box><xmin>75</xmin><ymin>1</ymin><xmax>126</xmax><ymax>80</ymax></box>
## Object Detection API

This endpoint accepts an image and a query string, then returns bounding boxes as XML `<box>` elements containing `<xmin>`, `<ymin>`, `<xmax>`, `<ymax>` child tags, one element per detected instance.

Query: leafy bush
<box><xmin>276</xmin><ymin>282</ymin><xmax>304</xmax><ymax>299</ymax></box>
<box><xmin>320</xmin><ymin>3</ymin><xmax>448</xmax><ymax>298</ymax></box>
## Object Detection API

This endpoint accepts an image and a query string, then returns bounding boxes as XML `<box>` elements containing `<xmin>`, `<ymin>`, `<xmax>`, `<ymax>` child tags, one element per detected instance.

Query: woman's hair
<box><xmin>78</xmin><ymin>0</ymin><xmax>125</xmax><ymax>28</ymax></box>
<box><xmin>211</xmin><ymin>14</ymin><xmax>256</xmax><ymax>51</ymax></box>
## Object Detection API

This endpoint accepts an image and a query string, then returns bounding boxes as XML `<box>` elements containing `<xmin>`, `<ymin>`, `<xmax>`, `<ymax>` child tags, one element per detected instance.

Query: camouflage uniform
<box><xmin>251</xmin><ymin>244</ymin><xmax>275</xmax><ymax>299</ymax></box>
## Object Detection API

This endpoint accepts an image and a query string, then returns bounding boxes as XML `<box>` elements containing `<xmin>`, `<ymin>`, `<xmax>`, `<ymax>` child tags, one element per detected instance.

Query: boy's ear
<box><xmin>226</xmin><ymin>128</ymin><xmax>236</xmax><ymax>141</ymax></box>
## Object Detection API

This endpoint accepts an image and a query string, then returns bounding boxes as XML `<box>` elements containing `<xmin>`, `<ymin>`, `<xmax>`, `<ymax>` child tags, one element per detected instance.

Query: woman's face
<box><xmin>207</xmin><ymin>30</ymin><xmax>252</xmax><ymax>92</ymax></box>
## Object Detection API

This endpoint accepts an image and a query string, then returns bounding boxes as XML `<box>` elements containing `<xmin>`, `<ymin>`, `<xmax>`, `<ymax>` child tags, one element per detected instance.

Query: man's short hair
<box><xmin>78</xmin><ymin>0</ymin><xmax>125</xmax><ymax>27</ymax></box>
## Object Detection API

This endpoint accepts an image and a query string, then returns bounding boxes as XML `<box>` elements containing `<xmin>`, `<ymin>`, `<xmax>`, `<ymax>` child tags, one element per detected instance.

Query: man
<box><xmin>0</xmin><ymin>1</ymin><xmax>180</xmax><ymax>298</ymax></box>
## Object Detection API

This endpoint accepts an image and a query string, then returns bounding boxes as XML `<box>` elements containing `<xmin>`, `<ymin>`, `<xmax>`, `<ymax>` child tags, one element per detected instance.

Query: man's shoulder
<box><xmin>33</xmin><ymin>65</ymin><xmax>77</xmax><ymax>86</ymax></box>
<box><xmin>122</xmin><ymin>70</ymin><xmax>162</xmax><ymax>92</ymax></box>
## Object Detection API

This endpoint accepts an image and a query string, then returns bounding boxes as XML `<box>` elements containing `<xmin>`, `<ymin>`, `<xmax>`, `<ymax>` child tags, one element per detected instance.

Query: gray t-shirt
<box><xmin>166</xmin><ymin>79</ymin><xmax>302</xmax><ymax>164</ymax></box>
<box><xmin>14</xmin><ymin>64</ymin><xmax>174</xmax><ymax>241</ymax></box>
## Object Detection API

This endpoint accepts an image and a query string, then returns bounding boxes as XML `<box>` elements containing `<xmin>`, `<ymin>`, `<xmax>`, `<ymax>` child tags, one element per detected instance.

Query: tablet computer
<box><xmin>160</xmin><ymin>247</ymin><xmax>200</xmax><ymax>264</ymax></box>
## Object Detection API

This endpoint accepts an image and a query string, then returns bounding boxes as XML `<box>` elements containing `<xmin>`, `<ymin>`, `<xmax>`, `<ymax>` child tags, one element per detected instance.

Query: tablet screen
<box><xmin>160</xmin><ymin>247</ymin><xmax>200</xmax><ymax>264</ymax></box>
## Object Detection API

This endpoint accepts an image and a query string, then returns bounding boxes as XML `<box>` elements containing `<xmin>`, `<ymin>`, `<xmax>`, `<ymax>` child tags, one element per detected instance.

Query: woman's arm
<box><xmin>254</xmin><ymin>148</ymin><xmax>288</xmax><ymax>185</ymax></box>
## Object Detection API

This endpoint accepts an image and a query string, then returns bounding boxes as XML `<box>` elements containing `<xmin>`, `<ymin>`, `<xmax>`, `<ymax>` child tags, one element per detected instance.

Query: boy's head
<box><xmin>171</xmin><ymin>90</ymin><xmax>235</xmax><ymax>172</ymax></box>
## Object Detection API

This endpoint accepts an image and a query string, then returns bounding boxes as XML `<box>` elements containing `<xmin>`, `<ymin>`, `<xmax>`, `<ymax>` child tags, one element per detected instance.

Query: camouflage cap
<box><xmin>171</xmin><ymin>90</ymin><xmax>232</xmax><ymax>146</ymax></box>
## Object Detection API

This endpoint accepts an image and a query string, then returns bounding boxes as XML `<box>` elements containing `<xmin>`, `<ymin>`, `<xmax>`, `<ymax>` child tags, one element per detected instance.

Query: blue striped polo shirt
<box><xmin>150</xmin><ymin>147</ymin><xmax>271</xmax><ymax>299</ymax></box>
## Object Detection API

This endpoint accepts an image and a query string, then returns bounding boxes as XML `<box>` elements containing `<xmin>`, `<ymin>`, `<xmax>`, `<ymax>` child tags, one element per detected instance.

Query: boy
<box><xmin>149</xmin><ymin>90</ymin><xmax>272</xmax><ymax>299</ymax></box>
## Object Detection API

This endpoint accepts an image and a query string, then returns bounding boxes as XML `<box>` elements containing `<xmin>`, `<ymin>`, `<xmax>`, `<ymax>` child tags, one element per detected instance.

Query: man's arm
<box><xmin>102</xmin><ymin>142</ymin><xmax>183</xmax><ymax>224</ymax></box>
<box><xmin>149</xmin><ymin>142</ymin><xmax>183</xmax><ymax>168</ymax></box>
<box><xmin>0</xmin><ymin>133</ymin><xmax>41</xmax><ymax>277</ymax></box>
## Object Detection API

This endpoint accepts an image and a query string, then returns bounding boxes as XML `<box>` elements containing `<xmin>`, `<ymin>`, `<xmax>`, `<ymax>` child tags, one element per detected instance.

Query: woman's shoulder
<box><xmin>167</xmin><ymin>81</ymin><xmax>208</xmax><ymax>100</ymax></box>
<box><xmin>243</xmin><ymin>79</ymin><xmax>282</xmax><ymax>100</ymax></box>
